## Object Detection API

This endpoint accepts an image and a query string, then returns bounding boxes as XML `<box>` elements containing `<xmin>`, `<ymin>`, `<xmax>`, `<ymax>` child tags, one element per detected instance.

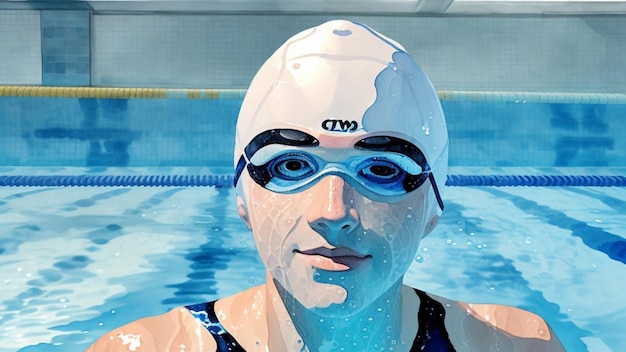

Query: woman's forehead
<box><xmin>245</xmin><ymin>129</ymin><xmax>426</xmax><ymax>165</ymax></box>
<box><xmin>317</xmin><ymin>133</ymin><xmax>367</xmax><ymax>148</ymax></box>
<box><xmin>246</xmin><ymin>128</ymin><xmax>416</xmax><ymax>149</ymax></box>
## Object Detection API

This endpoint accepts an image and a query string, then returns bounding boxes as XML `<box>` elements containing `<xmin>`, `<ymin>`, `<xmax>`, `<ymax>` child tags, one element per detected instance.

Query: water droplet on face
<box><xmin>313</xmin><ymin>272</ymin><xmax>321</xmax><ymax>281</ymax></box>
<box><xmin>525</xmin><ymin>237</ymin><xmax>532</xmax><ymax>244</ymax></box>
<box><xmin>415</xmin><ymin>255</ymin><xmax>424</xmax><ymax>263</ymax></box>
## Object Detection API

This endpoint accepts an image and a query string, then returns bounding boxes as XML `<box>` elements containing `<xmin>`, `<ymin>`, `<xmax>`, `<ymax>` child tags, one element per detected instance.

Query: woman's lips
<box><xmin>295</xmin><ymin>247</ymin><xmax>371</xmax><ymax>271</ymax></box>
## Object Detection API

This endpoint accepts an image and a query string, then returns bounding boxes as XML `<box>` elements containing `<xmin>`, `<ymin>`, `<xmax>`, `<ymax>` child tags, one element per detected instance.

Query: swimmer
<box><xmin>87</xmin><ymin>20</ymin><xmax>564</xmax><ymax>351</ymax></box>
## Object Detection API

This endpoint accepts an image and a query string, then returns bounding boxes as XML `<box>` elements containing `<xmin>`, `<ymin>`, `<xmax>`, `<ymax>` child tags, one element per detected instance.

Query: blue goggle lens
<box><xmin>252</xmin><ymin>150</ymin><xmax>423</xmax><ymax>197</ymax></box>
<box><xmin>269</xmin><ymin>152</ymin><xmax>319</xmax><ymax>182</ymax></box>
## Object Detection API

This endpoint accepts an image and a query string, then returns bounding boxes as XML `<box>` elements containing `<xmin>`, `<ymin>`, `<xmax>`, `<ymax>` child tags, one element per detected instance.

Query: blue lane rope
<box><xmin>446</xmin><ymin>174</ymin><xmax>626</xmax><ymax>187</ymax></box>
<box><xmin>0</xmin><ymin>174</ymin><xmax>625</xmax><ymax>187</ymax></box>
<box><xmin>0</xmin><ymin>175</ymin><xmax>234</xmax><ymax>187</ymax></box>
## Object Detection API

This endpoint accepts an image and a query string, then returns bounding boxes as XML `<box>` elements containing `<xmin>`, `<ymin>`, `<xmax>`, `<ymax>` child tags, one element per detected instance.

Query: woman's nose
<box><xmin>306</xmin><ymin>175</ymin><xmax>359</xmax><ymax>238</ymax></box>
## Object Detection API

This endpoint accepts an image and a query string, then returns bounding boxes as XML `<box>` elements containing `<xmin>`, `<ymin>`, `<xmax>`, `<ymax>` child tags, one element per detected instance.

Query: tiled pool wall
<box><xmin>0</xmin><ymin>92</ymin><xmax>241</xmax><ymax>167</ymax></box>
<box><xmin>1</xmin><ymin>10</ymin><xmax>625</xmax><ymax>168</ymax></box>
<box><xmin>1</xmin><ymin>89</ymin><xmax>625</xmax><ymax>168</ymax></box>
<box><xmin>1</xmin><ymin>11</ymin><xmax>626</xmax><ymax>92</ymax></box>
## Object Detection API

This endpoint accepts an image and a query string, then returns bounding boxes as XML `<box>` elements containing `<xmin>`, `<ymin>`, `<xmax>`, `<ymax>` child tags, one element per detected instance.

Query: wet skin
<box><xmin>237</xmin><ymin>133</ymin><xmax>436</xmax><ymax>315</ymax></box>
<box><xmin>85</xmin><ymin>136</ymin><xmax>564</xmax><ymax>351</ymax></box>
<box><xmin>232</xmin><ymin>132</ymin><xmax>438</xmax><ymax>350</ymax></box>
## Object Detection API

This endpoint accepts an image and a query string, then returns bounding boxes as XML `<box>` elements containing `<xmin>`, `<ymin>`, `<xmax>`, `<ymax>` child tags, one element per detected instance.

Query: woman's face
<box><xmin>238</xmin><ymin>134</ymin><xmax>436</xmax><ymax>316</ymax></box>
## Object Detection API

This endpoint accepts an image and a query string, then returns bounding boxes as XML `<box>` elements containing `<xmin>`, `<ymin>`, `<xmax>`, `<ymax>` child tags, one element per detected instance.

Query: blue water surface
<box><xmin>0</xmin><ymin>166</ymin><xmax>624</xmax><ymax>352</ymax></box>
<box><xmin>1</xmin><ymin>94</ymin><xmax>625</xmax><ymax>351</ymax></box>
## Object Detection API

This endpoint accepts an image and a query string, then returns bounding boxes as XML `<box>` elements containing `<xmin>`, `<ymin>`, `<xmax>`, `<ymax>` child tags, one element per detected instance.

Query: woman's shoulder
<box><xmin>418</xmin><ymin>289</ymin><xmax>565</xmax><ymax>352</ymax></box>
<box><xmin>86</xmin><ymin>305</ymin><xmax>218</xmax><ymax>352</ymax></box>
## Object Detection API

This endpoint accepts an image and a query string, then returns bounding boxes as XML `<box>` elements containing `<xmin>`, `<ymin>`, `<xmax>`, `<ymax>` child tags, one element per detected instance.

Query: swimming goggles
<box><xmin>235</xmin><ymin>129</ymin><xmax>444</xmax><ymax>210</ymax></box>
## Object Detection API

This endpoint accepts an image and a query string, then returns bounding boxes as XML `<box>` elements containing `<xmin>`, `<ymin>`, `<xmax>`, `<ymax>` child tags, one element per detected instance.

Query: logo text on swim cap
<box><xmin>322</xmin><ymin>119</ymin><xmax>358</xmax><ymax>133</ymax></box>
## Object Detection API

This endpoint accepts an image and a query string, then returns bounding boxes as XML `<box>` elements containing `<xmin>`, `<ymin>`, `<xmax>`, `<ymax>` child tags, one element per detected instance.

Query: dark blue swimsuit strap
<box><xmin>186</xmin><ymin>289</ymin><xmax>455</xmax><ymax>352</ymax></box>
<box><xmin>412</xmin><ymin>289</ymin><xmax>456</xmax><ymax>352</ymax></box>
<box><xmin>185</xmin><ymin>301</ymin><xmax>246</xmax><ymax>352</ymax></box>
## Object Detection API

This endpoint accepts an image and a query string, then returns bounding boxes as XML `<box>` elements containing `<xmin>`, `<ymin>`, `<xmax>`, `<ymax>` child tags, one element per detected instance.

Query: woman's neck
<box><xmin>265</xmin><ymin>275</ymin><xmax>419</xmax><ymax>352</ymax></box>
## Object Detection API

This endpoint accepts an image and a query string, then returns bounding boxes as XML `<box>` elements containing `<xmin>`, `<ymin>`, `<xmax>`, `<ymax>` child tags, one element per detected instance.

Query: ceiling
<box><xmin>1</xmin><ymin>0</ymin><xmax>625</xmax><ymax>14</ymax></box>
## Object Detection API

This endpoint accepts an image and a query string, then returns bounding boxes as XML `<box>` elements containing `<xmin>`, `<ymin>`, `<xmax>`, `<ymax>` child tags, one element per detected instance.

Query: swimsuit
<box><xmin>185</xmin><ymin>289</ymin><xmax>456</xmax><ymax>352</ymax></box>
<box><xmin>185</xmin><ymin>300</ymin><xmax>246</xmax><ymax>352</ymax></box>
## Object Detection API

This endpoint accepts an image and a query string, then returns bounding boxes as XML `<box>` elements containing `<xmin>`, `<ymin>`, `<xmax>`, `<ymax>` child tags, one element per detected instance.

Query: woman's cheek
<box><xmin>249</xmin><ymin>189</ymin><xmax>313</xmax><ymax>268</ymax></box>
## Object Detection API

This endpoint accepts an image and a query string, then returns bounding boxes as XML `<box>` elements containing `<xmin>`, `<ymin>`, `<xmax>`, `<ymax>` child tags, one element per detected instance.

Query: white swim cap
<box><xmin>235</xmin><ymin>20</ymin><xmax>448</xmax><ymax>214</ymax></box>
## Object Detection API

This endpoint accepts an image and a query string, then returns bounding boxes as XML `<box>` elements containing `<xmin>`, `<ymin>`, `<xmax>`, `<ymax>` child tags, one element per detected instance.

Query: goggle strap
<box><xmin>234</xmin><ymin>155</ymin><xmax>247</xmax><ymax>187</ymax></box>
<box><xmin>429</xmin><ymin>172</ymin><xmax>445</xmax><ymax>211</ymax></box>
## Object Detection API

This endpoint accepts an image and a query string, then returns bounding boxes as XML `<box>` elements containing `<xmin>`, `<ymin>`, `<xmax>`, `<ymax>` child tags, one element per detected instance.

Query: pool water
<box><xmin>1</xmin><ymin>89</ymin><xmax>625</xmax><ymax>351</ymax></box>
<box><xmin>1</xmin><ymin>166</ymin><xmax>625</xmax><ymax>352</ymax></box>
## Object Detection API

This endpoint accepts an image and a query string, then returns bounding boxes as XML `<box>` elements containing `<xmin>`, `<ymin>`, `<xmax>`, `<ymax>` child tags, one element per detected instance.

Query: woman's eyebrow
<box><xmin>244</xmin><ymin>129</ymin><xmax>319</xmax><ymax>158</ymax></box>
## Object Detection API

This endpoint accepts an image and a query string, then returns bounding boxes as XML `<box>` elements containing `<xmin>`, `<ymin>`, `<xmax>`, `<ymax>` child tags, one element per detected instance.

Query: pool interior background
<box><xmin>2</xmin><ymin>93</ymin><xmax>626</xmax><ymax>168</ymax></box>
<box><xmin>0</xmin><ymin>94</ymin><xmax>624</xmax><ymax>352</ymax></box>
<box><xmin>1</xmin><ymin>6</ymin><xmax>625</xmax><ymax>352</ymax></box>
<box><xmin>1</xmin><ymin>169</ymin><xmax>625</xmax><ymax>352</ymax></box>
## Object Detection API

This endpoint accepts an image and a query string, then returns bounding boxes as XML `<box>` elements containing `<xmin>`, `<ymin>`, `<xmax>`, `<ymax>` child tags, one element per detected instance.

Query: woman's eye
<box><xmin>269</xmin><ymin>153</ymin><xmax>317</xmax><ymax>180</ymax></box>
<box><xmin>359</xmin><ymin>159</ymin><xmax>403</xmax><ymax>183</ymax></box>
<box><xmin>368</xmin><ymin>164</ymin><xmax>398</xmax><ymax>177</ymax></box>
